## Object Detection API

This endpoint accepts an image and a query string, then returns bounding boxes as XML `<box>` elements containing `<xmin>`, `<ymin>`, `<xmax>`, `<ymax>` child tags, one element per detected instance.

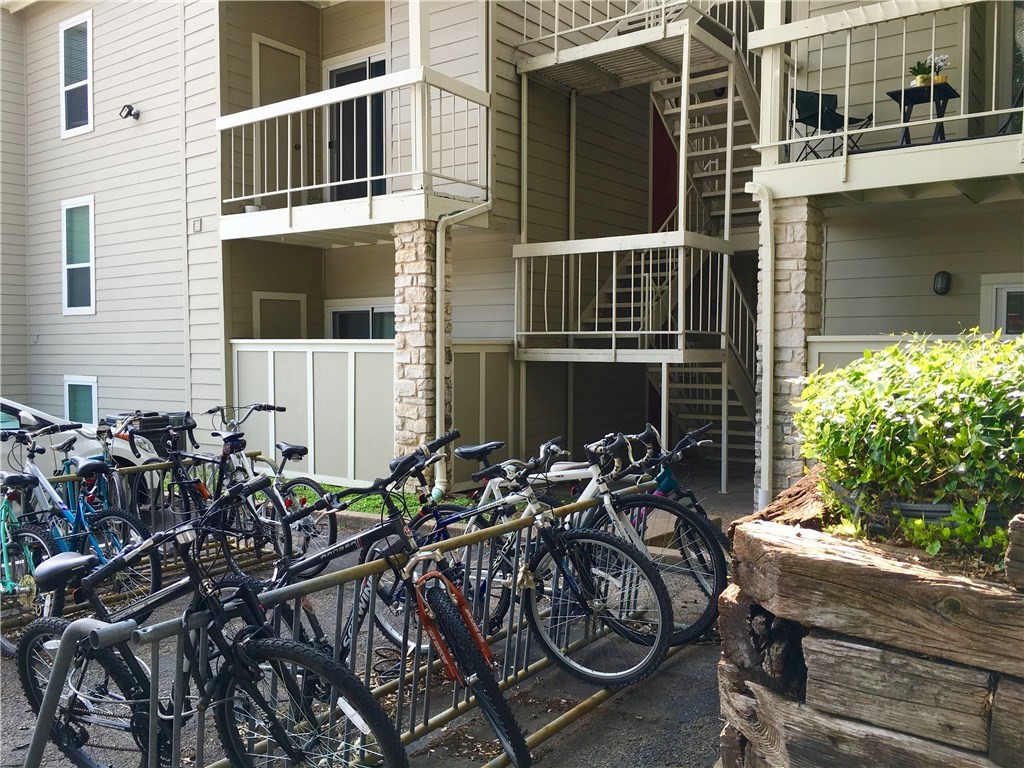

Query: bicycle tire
<box><xmin>203</xmin><ymin>484</ymin><xmax>292</xmax><ymax>577</ymax></box>
<box><xmin>79</xmin><ymin>511</ymin><xmax>162</xmax><ymax>618</ymax></box>
<box><xmin>18</xmin><ymin>615</ymin><xmax>169</xmax><ymax>768</ymax></box>
<box><xmin>456</xmin><ymin>510</ymin><xmax>517</xmax><ymax>637</ymax></box>
<box><xmin>424</xmin><ymin>585</ymin><xmax>531</xmax><ymax>768</ymax></box>
<box><xmin>128</xmin><ymin>458</ymin><xmax>174</xmax><ymax>530</ymax></box>
<box><xmin>280</xmin><ymin>477</ymin><xmax>335</xmax><ymax>571</ymax></box>
<box><xmin>0</xmin><ymin>524</ymin><xmax>60</xmax><ymax>657</ymax></box>
<box><xmin>213</xmin><ymin>637</ymin><xmax>409</xmax><ymax>768</ymax></box>
<box><xmin>584</xmin><ymin>494</ymin><xmax>727</xmax><ymax>645</ymax></box>
<box><xmin>522</xmin><ymin>528</ymin><xmax>672</xmax><ymax>688</ymax></box>
<box><xmin>360</xmin><ymin>535</ymin><xmax>432</xmax><ymax>653</ymax></box>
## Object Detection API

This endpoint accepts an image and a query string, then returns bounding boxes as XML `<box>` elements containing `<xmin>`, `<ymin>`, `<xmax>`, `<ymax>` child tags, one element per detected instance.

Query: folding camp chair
<box><xmin>792</xmin><ymin>89</ymin><xmax>873</xmax><ymax>160</ymax></box>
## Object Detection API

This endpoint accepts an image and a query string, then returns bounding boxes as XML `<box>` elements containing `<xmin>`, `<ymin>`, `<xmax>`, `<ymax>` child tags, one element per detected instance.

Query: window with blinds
<box><xmin>60</xmin><ymin>13</ymin><xmax>92</xmax><ymax>137</ymax></box>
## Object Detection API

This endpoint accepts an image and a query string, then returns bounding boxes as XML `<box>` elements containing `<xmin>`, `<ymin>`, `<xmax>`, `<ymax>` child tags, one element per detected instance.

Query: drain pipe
<box><xmin>434</xmin><ymin>200</ymin><xmax>493</xmax><ymax>493</ymax></box>
<box><xmin>745</xmin><ymin>181</ymin><xmax>775</xmax><ymax>510</ymax></box>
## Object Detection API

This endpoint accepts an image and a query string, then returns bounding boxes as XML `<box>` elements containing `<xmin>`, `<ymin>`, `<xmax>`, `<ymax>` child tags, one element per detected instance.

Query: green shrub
<box><xmin>794</xmin><ymin>331</ymin><xmax>1024</xmax><ymax>559</ymax></box>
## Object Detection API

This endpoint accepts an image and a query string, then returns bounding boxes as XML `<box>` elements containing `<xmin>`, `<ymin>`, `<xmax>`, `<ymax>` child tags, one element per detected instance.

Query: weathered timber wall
<box><xmin>719</xmin><ymin>521</ymin><xmax>1024</xmax><ymax>768</ymax></box>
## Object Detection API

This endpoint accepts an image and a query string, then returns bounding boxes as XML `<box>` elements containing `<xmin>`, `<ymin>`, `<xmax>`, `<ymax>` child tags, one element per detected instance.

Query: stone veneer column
<box><xmin>392</xmin><ymin>220</ymin><xmax>453</xmax><ymax>472</ymax></box>
<box><xmin>753</xmin><ymin>196</ymin><xmax>824</xmax><ymax>503</ymax></box>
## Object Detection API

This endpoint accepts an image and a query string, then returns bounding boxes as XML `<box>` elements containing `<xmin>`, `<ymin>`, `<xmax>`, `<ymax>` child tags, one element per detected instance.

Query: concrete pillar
<box><xmin>392</xmin><ymin>220</ymin><xmax>452</xmax><ymax>469</ymax></box>
<box><xmin>753</xmin><ymin>196</ymin><xmax>824</xmax><ymax>504</ymax></box>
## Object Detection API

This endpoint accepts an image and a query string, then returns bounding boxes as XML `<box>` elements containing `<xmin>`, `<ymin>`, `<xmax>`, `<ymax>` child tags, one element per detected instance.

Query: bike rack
<box><xmin>23</xmin><ymin>488</ymin><xmax>694</xmax><ymax>768</ymax></box>
<box><xmin>25</xmin><ymin>616</ymin><xmax>138</xmax><ymax>768</ymax></box>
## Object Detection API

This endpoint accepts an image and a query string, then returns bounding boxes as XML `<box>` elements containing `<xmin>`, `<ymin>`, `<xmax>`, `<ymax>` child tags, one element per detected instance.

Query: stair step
<box><xmin>653</xmin><ymin>70</ymin><xmax>730</xmax><ymax>97</ymax></box>
<box><xmin>664</xmin><ymin>96</ymin><xmax>742</xmax><ymax>119</ymax></box>
<box><xmin>709</xmin><ymin>205</ymin><xmax>760</xmax><ymax>217</ymax></box>
<box><xmin>684</xmin><ymin>120</ymin><xmax>753</xmax><ymax>139</ymax></box>
<box><xmin>669</xmin><ymin>398</ymin><xmax>745</xmax><ymax>408</ymax></box>
<box><xmin>688</xmin><ymin>143</ymin><xmax>755</xmax><ymax>158</ymax></box>
<box><xmin>692</xmin><ymin>165</ymin><xmax>757</xmax><ymax>180</ymax></box>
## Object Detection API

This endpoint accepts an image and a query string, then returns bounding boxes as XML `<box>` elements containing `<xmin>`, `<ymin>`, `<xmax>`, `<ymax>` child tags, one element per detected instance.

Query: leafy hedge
<box><xmin>794</xmin><ymin>332</ymin><xmax>1024</xmax><ymax>558</ymax></box>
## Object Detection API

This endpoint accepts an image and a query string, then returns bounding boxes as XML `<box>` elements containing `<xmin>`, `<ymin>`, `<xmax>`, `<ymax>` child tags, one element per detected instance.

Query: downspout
<box><xmin>433</xmin><ymin>200</ymin><xmax>493</xmax><ymax>493</ymax></box>
<box><xmin>745</xmin><ymin>181</ymin><xmax>775</xmax><ymax>510</ymax></box>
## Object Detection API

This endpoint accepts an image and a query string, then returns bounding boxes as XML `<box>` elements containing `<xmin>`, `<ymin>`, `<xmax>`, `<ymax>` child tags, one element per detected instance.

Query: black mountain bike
<box><xmin>17</xmin><ymin>475</ymin><xmax>408</xmax><ymax>768</ymax></box>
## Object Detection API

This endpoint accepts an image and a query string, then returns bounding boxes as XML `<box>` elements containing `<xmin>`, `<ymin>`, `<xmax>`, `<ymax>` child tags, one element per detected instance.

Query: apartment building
<box><xmin>1</xmin><ymin>0</ymin><xmax>1020</xmax><ymax>505</ymax></box>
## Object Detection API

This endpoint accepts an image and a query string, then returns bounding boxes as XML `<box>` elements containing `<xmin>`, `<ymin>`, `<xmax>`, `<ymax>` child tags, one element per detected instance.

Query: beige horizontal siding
<box><xmin>823</xmin><ymin>198</ymin><xmax>1024</xmax><ymax>335</ymax></box>
<box><xmin>452</xmin><ymin>231</ymin><xmax>515</xmax><ymax>340</ymax></box>
<box><xmin>323</xmin><ymin>1</ymin><xmax>385</xmax><ymax>60</ymax></box>
<box><xmin>16</xmin><ymin>0</ymin><xmax>189</xmax><ymax>418</ymax></box>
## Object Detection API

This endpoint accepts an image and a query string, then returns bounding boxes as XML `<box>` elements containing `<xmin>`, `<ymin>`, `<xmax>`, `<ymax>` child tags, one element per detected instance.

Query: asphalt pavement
<box><xmin>0</xmin><ymin>464</ymin><xmax>753</xmax><ymax>768</ymax></box>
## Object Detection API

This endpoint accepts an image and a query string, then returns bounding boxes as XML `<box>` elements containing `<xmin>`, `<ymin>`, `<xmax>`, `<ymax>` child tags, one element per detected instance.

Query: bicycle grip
<box><xmin>273</xmin><ymin>405</ymin><xmax>286</xmax><ymax>412</ymax></box>
<box><xmin>81</xmin><ymin>552</ymin><xmax>130</xmax><ymax>592</ymax></box>
<box><xmin>690</xmin><ymin>423</ymin><xmax>714</xmax><ymax>438</ymax></box>
<box><xmin>471</xmin><ymin>463</ymin><xmax>504</xmax><ymax>484</ymax></box>
<box><xmin>425</xmin><ymin>429</ymin><xmax>461</xmax><ymax>454</ymax></box>
<box><xmin>281</xmin><ymin>495</ymin><xmax>330</xmax><ymax>527</ymax></box>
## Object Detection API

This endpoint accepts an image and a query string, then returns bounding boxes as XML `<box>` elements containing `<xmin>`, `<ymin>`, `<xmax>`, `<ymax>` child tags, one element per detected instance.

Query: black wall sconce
<box><xmin>933</xmin><ymin>270</ymin><xmax>952</xmax><ymax>296</ymax></box>
<box><xmin>119</xmin><ymin>104</ymin><xmax>140</xmax><ymax>120</ymax></box>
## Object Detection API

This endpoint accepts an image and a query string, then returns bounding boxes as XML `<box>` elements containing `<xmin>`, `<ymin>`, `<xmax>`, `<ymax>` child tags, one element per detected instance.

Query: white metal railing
<box><xmin>726</xmin><ymin>269</ymin><xmax>755</xmax><ymax>379</ymax></box>
<box><xmin>513</xmin><ymin>232</ymin><xmax>731</xmax><ymax>351</ymax></box>
<box><xmin>517</xmin><ymin>0</ymin><xmax>760</xmax><ymax>71</ymax></box>
<box><xmin>217</xmin><ymin>67</ymin><xmax>489</xmax><ymax>214</ymax></box>
<box><xmin>750</xmin><ymin>1</ymin><xmax>1023</xmax><ymax>164</ymax></box>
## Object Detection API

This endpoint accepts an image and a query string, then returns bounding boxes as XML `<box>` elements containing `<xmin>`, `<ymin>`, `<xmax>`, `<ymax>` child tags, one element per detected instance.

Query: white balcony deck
<box><xmin>749</xmin><ymin>0</ymin><xmax>1024</xmax><ymax>201</ymax></box>
<box><xmin>216</xmin><ymin>67</ymin><xmax>490</xmax><ymax>244</ymax></box>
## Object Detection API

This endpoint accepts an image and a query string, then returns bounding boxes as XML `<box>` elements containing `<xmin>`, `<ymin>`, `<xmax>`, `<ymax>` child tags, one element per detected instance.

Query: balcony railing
<box><xmin>513</xmin><ymin>231</ymin><xmax>743</xmax><ymax>358</ymax></box>
<box><xmin>216</xmin><ymin>67</ymin><xmax>489</xmax><ymax>217</ymax></box>
<box><xmin>517</xmin><ymin>0</ymin><xmax>761</xmax><ymax>82</ymax></box>
<box><xmin>750</xmin><ymin>1</ymin><xmax>1023</xmax><ymax>165</ymax></box>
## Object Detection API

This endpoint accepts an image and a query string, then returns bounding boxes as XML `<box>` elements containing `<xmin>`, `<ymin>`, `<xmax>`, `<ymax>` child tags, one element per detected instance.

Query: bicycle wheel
<box><xmin>83</xmin><ymin>511</ymin><xmax>162</xmax><ymax>615</ymax></box>
<box><xmin>0</xmin><ymin>524</ymin><xmax>60</xmax><ymax>657</ymax></box>
<box><xmin>584</xmin><ymin>494</ymin><xmax>727</xmax><ymax>645</ymax></box>
<box><xmin>424</xmin><ymin>585</ymin><xmax>531</xmax><ymax>768</ymax></box>
<box><xmin>213</xmin><ymin>637</ymin><xmax>409</xmax><ymax>768</ymax></box>
<box><xmin>280</xmin><ymin>477</ymin><xmax>335</xmax><ymax>571</ymax></box>
<box><xmin>360</xmin><ymin>537</ymin><xmax>432</xmax><ymax>653</ymax></box>
<box><xmin>456</xmin><ymin>510</ymin><xmax>518</xmax><ymax>637</ymax></box>
<box><xmin>523</xmin><ymin>528</ymin><xmax>671</xmax><ymax>688</ymax></box>
<box><xmin>18</xmin><ymin>616</ymin><xmax>169</xmax><ymax>768</ymax></box>
<box><xmin>213</xmin><ymin>485</ymin><xmax>292</xmax><ymax>573</ymax></box>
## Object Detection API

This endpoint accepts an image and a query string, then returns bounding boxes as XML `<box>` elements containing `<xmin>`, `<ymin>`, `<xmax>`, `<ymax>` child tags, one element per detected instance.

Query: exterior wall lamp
<box><xmin>119</xmin><ymin>104</ymin><xmax>140</xmax><ymax>120</ymax></box>
<box><xmin>933</xmin><ymin>270</ymin><xmax>952</xmax><ymax>296</ymax></box>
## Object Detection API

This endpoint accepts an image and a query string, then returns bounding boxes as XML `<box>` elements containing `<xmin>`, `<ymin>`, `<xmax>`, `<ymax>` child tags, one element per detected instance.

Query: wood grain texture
<box><xmin>732</xmin><ymin>521</ymin><xmax>1024</xmax><ymax>677</ymax></box>
<box><xmin>720</xmin><ymin>660</ymin><xmax>1001</xmax><ymax>768</ymax></box>
<box><xmin>989</xmin><ymin>676</ymin><xmax>1024</xmax><ymax>768</ymax></box>
<box><xmin>803</xmin><ymin>633</ymin><xmax>992</xmax><ymax>752</ymax></box>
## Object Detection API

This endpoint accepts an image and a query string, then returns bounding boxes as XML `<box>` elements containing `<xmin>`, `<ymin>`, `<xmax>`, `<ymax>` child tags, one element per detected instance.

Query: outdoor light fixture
<box><xmin>119</xmin><ymin>104</ymin><xmax>140</xmax><ymax>120</ymax></box>
<box><xmin>933</xmin><ymin>270</ymin><xmax>952</xmax><ymax>296</ymax></box>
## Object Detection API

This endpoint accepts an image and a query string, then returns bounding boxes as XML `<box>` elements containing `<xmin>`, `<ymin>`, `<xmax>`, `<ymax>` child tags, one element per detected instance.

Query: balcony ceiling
<box><xmin>517</xmin><ymin>11</ymin><xmax>734</xmax><ymax>95</ymax></box>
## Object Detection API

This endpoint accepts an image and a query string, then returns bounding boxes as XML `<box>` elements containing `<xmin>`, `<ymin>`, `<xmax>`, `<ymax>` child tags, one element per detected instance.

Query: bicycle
<box><xmin>363</xmin><ymin>437</ymin><xmax>675</xmax><ymax>689</ymax></box>
<box><xmin>204</xmin><ymin>403</ymin><xmax>332</xmax><ymax>570</ymax></box>
<box><xmin>17</xmin><ymin>474</ymin><xmax>409</xmax><ymax>768</ymax></box>
<box><xmin>124</xmin><ymin>416</ymin><xmax>292</xmax><ymax>568</ymax></box>
<box><xmin>259</xmin><ymin>430</ymin><xmax>533</xmax><ymax>768</ymax></box>
<box><xmin>430</xmin><ymin>429</ymin><xmax>725</xmax><ymax>648</ymax></box>
<box><xmin>1</xmin><ymin>424</ymin><xmax>161</xmax><ymax>622</ymax></box>
<box><xmin>0</xmin><ymin>471</ymin><xmax>59</xmax><ymax>656</ymax></box>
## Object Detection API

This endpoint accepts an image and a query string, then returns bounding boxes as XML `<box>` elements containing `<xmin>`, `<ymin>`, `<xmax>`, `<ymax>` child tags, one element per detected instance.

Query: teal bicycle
<box><xmin>1</xmin><ymin>423</ymin><xmax>161</xmax><ymax>637</ymax></box>
<box><xmin>0</xmin><ymin>467</ymin><xmax>60</xmax><ymax>657</ymax></box>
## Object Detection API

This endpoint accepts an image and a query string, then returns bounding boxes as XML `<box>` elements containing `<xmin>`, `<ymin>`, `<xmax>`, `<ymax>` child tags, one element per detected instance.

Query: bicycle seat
<box><xmin>275</xmin><ymin>441</ymin><xmax>308</xmax><ymax>460</ymax></box>
<box><xmin>212</xmin><ymin>430</ymin><xmax>244</xmax><ymax>442</ymax></box>
<box><xmin>71</xmin><ymin>456</ymin><xmax>115</xmax><ymax>479</ymax></box>
<box><xmin>33</xmin><ymin>551</ymin><xmax>99</xmax><ymax>593</ymax></box>
<box><xmin>53</xmin><ymin>436</ymin><xmax>77</xmax><ymax>453</ymax></box>
<box><xmin>0</xmin><ymin>471</ymin><xmax>38</xmax><ymax>491</ymax></box>
<box><xmin>454</xmin><ymin>441</ymin><xmax>505</xmax><ymax>462</ymax></box>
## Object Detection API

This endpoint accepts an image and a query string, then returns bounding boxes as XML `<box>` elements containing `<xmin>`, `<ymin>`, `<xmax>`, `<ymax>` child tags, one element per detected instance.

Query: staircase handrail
<box><xmin>725</xmin><ymin>267</ymin><xmax>756</xmax><ymax>382</ymax></box>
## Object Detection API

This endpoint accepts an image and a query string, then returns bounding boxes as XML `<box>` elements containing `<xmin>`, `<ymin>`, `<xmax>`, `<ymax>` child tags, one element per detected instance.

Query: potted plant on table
<box><xmin>909</xmin><ymin>60</ymin><xmax>932</xmax><ymax>87</ymax></box>
<box><xmin>928</xmin><ymin>53</ymin><xmax>950</xmax><ymax>84</ymax></box>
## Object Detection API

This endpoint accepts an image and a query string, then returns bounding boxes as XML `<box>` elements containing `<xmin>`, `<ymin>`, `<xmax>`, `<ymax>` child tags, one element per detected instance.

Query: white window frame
<box><xmin>59</xmin><ymin>11</ymin><xmax>93</xmax><ymax>138</ymax></box>
<box><xmin>324</xmin><ymin>297</ymin><xmax>395</xmax><ymax>340</ymax></box>
<box><xmin>980</xmin><ymin>273</ymin><xmax>1024</xmax><ymax>334</ymax></box>
<box><xmin>62</xmin><ymin>195</ymin><xmax>96</xmax><ymax>316</ymax></box>
<box><xmin>64</xmin><ymin>375</ymin><xmax>98</xmax><ymax>425</ymax></box>
<box><xmin>253</xmin><ymin>291</ymin><xmax>308</xmax><ymax>339</ymax></box>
